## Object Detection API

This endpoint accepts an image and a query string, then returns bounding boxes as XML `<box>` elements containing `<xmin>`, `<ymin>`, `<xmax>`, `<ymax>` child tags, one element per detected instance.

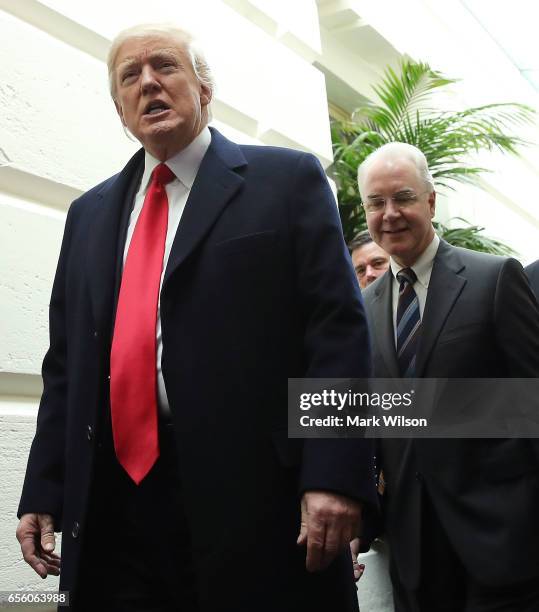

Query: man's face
<box><xmin>113</xmin><ymin>34</ymin><xmax>211</xmax><ymax>159</ymax></box>
<box><xmin>351</xmin><ymin>241</ymin><xmax>390</xmax><ymax>288</ymax></box>
<box><xmin>363</xmin><ymin>157</ymin><xmax>435</xmax><ymax>267</ymax></box>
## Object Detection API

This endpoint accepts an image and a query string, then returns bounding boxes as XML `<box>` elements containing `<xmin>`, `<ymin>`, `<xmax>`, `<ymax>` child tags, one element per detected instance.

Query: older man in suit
<box><xmin>16</xmin><ymin>24</ymin><xmax>377</xmax><ymax>612</ymax></box>
<box><xmin>360</xmin><ymin>142</ymin><xmax>539</xmax><ymax>611</ymax></box>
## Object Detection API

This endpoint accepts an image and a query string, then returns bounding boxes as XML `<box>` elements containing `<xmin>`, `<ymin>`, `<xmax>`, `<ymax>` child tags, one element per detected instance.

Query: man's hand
<box><xmin>16</xmin><ymin>513</ymin><xmax>60</xmax><ymax>578</ymax></box>
<box><xmin>350</xmin><ymin>537</ymin><xmax>365</xmax><ymax>581</ymax></box>
<box><xmin>297</xmin><ymin>490</ymin><xmax>362</xmax><ymax>572</ymax></box>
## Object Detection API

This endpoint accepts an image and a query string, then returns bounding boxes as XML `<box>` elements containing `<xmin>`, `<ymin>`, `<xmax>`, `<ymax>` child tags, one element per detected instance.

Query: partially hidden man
<box><xmin>360</xmin><ymin>142</ymin><xmax>539</xmax><ymax>612</ymax></box>
<box><xmin>525</xmin><ymin>258</ymin><xmax>539</xmax><ymax>299</ymax></box>
<box><xmin>16</xmin><ymin>24</ymin><xmax>377</xmax><ymax>612</ymax></box>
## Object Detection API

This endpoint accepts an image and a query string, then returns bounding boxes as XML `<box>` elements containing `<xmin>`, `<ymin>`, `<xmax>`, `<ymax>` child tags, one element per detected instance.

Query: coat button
<box><xmin>87</xmin><ymin>425</ymin><xmax>94</xmax><ymax>442</ymax></box>
<box><xmin>72</xmin><ymin>521</ymin><xmax>80</xmax><ymax>538</ymax></box>
<box><xmin>415</xmin><ymin>471</ymin><xmax>422</xmax><ymax>482</ymax></box>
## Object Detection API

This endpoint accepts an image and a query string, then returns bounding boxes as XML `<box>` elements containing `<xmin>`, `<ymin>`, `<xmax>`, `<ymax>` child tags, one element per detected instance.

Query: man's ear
<box><xmin>428</xmin><ymin>190</ymin><xmax>436</xmax><ymax>218</ymax></box>
<box><xmin>200</xmin><ymin>83</ymin><xmax>212</xmax><ymax>108</ymax></box>
<box><xmin>114</xmin><ymin>100</ymin><xmax>127</xmax><ymax>127</ymax></box>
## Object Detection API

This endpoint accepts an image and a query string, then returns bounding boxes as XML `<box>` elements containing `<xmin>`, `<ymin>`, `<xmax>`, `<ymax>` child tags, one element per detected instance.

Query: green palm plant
<box><xmin>331</xmin><ymin>60</ymin><xmax>534</xmax><ymax>254</ymax></box>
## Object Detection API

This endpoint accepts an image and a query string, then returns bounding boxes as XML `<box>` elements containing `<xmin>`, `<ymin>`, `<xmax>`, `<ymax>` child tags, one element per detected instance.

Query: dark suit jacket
<box><xmin>363</xmin><ymin>239</ymin><xmax>539</xmax><ymax>590</ymax></box>
<box><xmin>526</xmin><ymin>259</ymin><xmax>539</xmax><ymax>299</ymax></box>
<box><xmin>18</xmin><ymin>129</ymin><xmax>377</xmax><ymax>611</ymax></box>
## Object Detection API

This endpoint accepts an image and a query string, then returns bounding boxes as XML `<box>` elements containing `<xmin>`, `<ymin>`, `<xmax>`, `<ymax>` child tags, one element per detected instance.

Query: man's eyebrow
<box><xmin>117</xmin><ymin>49</ymin><xmax>180</xmax><ymax>69</ymax></box>
<box><xmin>366</xmin><ymin>189</ymin><xmax>416</xmax><ymax>200</ymax></box>
<box><xmin>148</xmin><ymin>48</ymin><xmax>180</xmax><ymax>59</ymax></box>
<box><xmin>117</xmin><ymin>57</ymin><xmax>138</xmax><ymax>70</ymax></box>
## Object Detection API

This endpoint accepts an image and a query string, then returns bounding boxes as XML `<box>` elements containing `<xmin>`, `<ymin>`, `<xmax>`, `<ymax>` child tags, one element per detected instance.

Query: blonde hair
<box><xmin>107</xmin><ymin>23</ymin><xmax>215</xmax><ymax>102</ymax></box>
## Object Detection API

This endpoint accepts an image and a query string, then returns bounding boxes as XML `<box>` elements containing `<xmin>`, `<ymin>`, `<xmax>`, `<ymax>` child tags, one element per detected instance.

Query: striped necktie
<box><xmin>396</xmin><ymin>268</ymin><xmax>421</xmax><ymax>377</ymax></box>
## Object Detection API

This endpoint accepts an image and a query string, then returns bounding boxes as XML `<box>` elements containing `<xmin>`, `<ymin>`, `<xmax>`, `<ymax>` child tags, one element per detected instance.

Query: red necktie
<box><xmin>110</xmin><ymin>163</ymin><xmax>175</xmax><ymax>484</ymax></box>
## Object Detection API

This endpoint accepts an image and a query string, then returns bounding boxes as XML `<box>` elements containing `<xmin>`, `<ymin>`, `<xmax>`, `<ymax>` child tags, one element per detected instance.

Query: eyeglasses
<box><xmin>362</xmin><ymin>190</ymin><xmax>430</xmax><ymax>214</ymax></box>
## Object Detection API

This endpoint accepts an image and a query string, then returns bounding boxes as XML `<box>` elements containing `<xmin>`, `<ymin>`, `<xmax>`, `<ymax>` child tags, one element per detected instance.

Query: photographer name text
<box><xmin>299</xmin><ymin>414</ymin><xmax>427</xmax><ymax>428</ymax></box>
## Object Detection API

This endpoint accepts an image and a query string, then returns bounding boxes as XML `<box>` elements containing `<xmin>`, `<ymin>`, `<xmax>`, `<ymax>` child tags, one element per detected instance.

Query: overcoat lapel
<box><xmin>163</xmin><ymin>129</ymin><xmax>246</xmax><ymax>287</ymax></box>
<box><xmin>370</xmin><ymin>272</ymin><xmax>399</xmax><ymax>377</ymax></box>
<box><xmin>85</xmin><ymin>149</ymin><xmax>144</xmax><ymax>339</ymax></box>
<box><xmin>415</xmin><ymin>240</ymin><xmax>466</xmax><ymax>376</ymax></box>
<box><xmin>85</xmin><ymin>129</ymin><xmax>246</xmax><ymax>332</ymax></box>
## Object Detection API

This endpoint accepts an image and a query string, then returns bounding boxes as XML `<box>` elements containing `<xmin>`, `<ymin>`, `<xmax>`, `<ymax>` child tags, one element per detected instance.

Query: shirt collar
<box><xmin>140</xmin><ymin>126</ymin><xmax>212</xmax><ymax>192</ymax></box>
<box><xmin>390</xmin><ymin>233</ymin><xmax>440</xmax><ymax>289</ymax></box>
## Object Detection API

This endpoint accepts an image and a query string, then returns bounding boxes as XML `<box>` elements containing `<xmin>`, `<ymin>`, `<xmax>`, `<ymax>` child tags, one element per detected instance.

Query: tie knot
<box><xmin>152</xmin><ymin>163</ymin><xmax>175</xmax><ymax>186</ymax></box>
<box><xmin>396</xmin><ymin>267</ymin><xmax>417</xmax><ymax>287</ymax></box>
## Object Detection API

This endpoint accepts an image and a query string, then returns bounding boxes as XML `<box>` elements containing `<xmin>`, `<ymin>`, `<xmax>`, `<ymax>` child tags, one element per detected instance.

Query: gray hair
<box><xmin>107</xmin><ymin>23</ymin><xmax>215</xmax><ymax>103</ymax></box>
<box><xmin>357</xmin><ymin>142</ymin><xmax>434</xmax><ymax>200</ymax></box>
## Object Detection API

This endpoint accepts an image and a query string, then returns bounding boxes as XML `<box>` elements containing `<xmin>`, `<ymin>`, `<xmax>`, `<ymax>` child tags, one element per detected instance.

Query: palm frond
<box><xmin>435</xmin><ymin>219</ymin><xmax>516</xmax><ymax>256</ymax></box>
<box><xmin>368</xmin><ymin>62</ymin><xmax>452</xmax><ymax>135</ymax></box>
<box><xmin>331</xmin><ymin>59</ymin><xmax>535</xmax><ymax>245</ymax></box>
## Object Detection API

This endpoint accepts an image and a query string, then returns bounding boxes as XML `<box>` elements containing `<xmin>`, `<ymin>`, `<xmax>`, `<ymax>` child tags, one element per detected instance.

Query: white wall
<box><xmin>0</xmin><ymin>1</ymin><xmax>392</xmax><ymax>610</ymax></box>
<box><xmin>319</xmin><ymin>0</ymin><xmax>539</xmax><ymax>264</ymax></box>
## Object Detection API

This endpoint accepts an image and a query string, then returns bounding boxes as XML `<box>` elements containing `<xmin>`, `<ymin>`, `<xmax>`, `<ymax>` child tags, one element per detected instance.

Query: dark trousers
<box><xmin>391</xmin><ymin>492</ymin><xmax>539</xmax><ymax>612</ymax></box>
<box><xmin>74</xmin><ymin>425</ymin><xmax>199</xmax><ymax>612</ymax></box>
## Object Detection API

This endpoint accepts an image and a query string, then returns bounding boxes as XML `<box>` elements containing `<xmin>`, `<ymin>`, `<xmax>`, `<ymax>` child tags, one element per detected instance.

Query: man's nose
<box><xmin>382</xmin><ymin>199</ymin><xmax>401</xmax><ymax>221</ymax></box>
<box><xmin>365</xmin><ymin>265</ymin><xmax>377</xmax><ymax>282</ymax></box>
<box><xmin>140</xmin><ymin>66</ymin><xmax>161</xmax><ymax>94</ymax></box>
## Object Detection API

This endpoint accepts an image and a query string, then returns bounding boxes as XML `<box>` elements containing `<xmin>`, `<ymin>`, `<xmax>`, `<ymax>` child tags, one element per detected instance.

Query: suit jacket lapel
<box><xmin>162</xmin><ymin>129</ymin><xmax>246</xmax><ymax>287</ymax></box>
<box><xmin>85</xmin><ymin>129</ymin><xmax>246</xmax><ymax>333</ymax></box>
<box><xmin>416</xmin><ymin>240</ymin><xmax>466</xmax><ymax>376</ymax></box>
<box><xmin>370</xmin><ymin>272</ymin><xmax>400</xmax><ymax>377</ymax></box>
<box><xmin>86</xmin><ymin>149</ymin><xmax>144</xmax><ymax>340</ymax></box>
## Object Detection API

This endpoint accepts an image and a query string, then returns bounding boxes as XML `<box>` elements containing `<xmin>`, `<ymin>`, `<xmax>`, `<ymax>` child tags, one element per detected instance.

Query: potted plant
<box><xmin>331</xmin><ymin>60</ymin><xmax>534</xmax><ymax>254</ymax></box>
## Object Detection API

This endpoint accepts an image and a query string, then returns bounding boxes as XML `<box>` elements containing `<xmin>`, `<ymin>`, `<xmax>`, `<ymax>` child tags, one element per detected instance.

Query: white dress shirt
<box><xmin>123</xmin><ymin>127</ymin><xmax>211</xmax><ymax>414</ymax></box>
<box><xmin>390</xmin><ymin>233</ymin><xmax>440</xmax><ymax>346</ymax></box>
